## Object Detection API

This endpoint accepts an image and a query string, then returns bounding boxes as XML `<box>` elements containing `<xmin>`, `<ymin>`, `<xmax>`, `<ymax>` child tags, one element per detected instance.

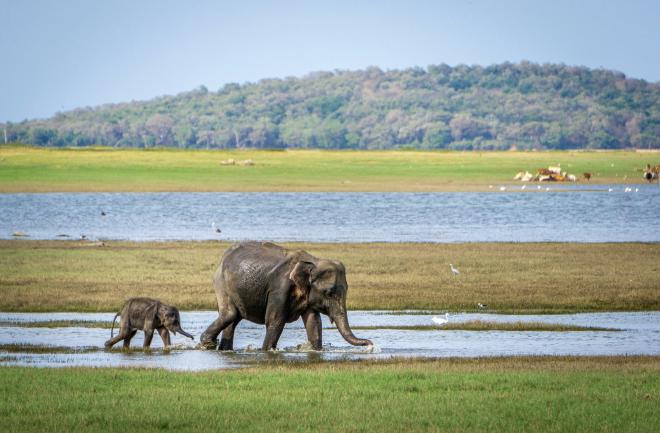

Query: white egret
<box><xmin>432</xmin><ymin>313</ymin><xmax>450</xmax><ymax>326</ymax></box>
<box><xmin>450</xmin><ymin>264</ymin><xmax>460</xmax><ymax>276</ymax></box>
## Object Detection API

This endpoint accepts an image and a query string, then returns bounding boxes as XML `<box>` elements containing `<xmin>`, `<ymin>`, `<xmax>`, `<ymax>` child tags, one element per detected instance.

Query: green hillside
<box><xmin>3</xmin><ymin>62</ymin><xmax>659</xmax><ymax>150</ymax></box>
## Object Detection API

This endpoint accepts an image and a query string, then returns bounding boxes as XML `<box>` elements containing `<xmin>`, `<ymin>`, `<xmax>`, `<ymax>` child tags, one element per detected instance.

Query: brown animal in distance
<box><xmin>644</xmin><ymin>164</ymin><xmax>659</xmax><ymax>183</ymax></box>
<box><xmin>583</xmin><ymin>172</ymin><xmax>592</xmax><ymax>181</ymax></box>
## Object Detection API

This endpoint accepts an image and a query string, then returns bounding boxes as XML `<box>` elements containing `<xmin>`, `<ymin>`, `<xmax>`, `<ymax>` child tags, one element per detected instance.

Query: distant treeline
<box><xmin>3</xmin><ymin>62</ymin><xmax>659</xmax><ymax>150</ymax></box>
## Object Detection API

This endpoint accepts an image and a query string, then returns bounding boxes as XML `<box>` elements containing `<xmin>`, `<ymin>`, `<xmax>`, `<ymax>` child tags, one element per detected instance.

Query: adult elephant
<box><xmin>200</xmin><ymin>241</ymin><xmax>372</xmax><ymax>350</ymax></box>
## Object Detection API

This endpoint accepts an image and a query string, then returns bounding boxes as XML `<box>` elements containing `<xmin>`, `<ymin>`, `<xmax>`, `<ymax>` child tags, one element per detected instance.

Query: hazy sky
<box><xmin>2</xmin><ymin>0</ymin><xmax>659</xmax><ymax>122</ymax></box>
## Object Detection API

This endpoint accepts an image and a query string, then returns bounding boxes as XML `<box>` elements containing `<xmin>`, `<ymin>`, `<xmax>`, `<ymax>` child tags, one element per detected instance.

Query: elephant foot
<box><xmin>198</xmin><ymin>333</ymin><xmax>218</xmax><ymax>350</ymax></box>
<box><xmin>218</xmin><ymin>338</ymin><xmax>234</xmax><ymax>351</ymax></box>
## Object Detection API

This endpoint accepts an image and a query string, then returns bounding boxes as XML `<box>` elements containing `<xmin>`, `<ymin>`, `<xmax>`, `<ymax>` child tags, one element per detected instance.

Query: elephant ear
<box><xmin>289</xmin><ymin>261</ymin><xmax>315</xmax><ymax>301</ymax></box>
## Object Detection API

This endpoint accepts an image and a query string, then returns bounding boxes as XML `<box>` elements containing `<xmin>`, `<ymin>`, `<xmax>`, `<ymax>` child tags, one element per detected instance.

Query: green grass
<box><xmin>0</xmin><ymin>357</ymin><xmax>658</xmax><ymax>433</ymax></box>
<box><xmin>1</xmin><ymin>240</ymin><xmax>658</xmax><ymax>313</ymax></box>
<box><xmin>0</xmin><ymin>146</ymin><xmax>655</xmax><ymax>192</ymax></box>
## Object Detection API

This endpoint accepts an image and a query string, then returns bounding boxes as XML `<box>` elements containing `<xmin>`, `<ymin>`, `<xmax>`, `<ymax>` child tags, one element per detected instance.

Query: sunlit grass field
<box><xmin>0</xmin><ymin>146</ymin><xmax>655</xmax><ymax>192</ymax></box>
<box><xmin>1</xmin><ymin>240</ymin><xmax>657</xmax><ymax>312</ymax></box>
<box><xmin>1</xmin><ymin>357</ymin><xmax>658</xmax><ymax>433</ymax></box>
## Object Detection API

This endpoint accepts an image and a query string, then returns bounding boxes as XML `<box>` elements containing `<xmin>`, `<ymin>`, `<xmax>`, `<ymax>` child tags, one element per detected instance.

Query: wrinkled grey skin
<box><xmin>104</xmin><ymin>297</ymin><xmax>194</xmax><ymax>349</ymax></box>
<box><xmin>200</xmin><ymin>241</ymin><xmax>373</xmax><ymax>351</ymax></box>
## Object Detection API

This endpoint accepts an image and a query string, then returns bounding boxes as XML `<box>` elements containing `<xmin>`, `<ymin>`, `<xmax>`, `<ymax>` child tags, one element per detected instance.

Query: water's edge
<box><xmin>1</xmin><ymin>311</ymin><xmax>658</xmax><ymax>371</ymax></box>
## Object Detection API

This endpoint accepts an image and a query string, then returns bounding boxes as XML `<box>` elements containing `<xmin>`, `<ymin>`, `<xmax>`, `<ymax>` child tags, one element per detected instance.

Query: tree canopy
<box><xmin>3</xmin><ymin>62</ymin><xmax>659</xmax><ymax>150</ymax></box>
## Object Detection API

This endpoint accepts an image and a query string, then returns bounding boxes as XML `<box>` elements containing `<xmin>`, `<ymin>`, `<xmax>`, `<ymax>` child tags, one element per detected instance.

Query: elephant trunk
<box><xmin>175</xmin><ymin>327</ymin><xmax>194</xmax><ymax>340</ymax></box>
<box><xmin>331</xmin><ymin>307</ymin><xmax>372</xmax><ymax>347</ymax></box>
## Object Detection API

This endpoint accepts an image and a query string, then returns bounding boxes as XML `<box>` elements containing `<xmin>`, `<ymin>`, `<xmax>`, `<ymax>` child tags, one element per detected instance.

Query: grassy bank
<box><xmin>0</xmin><ymin>146</ymin><xmax>655</xmax><ymax>192</ymax></box>
<box><xmin>1</xmin><ymin>240</ymin><xmax>658</xmax><ymax>312</ymax></box>
<box><xmin>1</xmin><ymin>356</ymin><xmax>658</xmax><ymax>433</ymax></box>
<box><xmin>349</xmin><ymin>321</ymin><xmax>619</xmax><ymax>332</ymax></box>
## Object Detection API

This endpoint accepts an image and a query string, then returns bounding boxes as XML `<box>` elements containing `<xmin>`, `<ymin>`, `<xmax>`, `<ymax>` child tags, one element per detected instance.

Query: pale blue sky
<box><xmin>2</xmin><ymin>0</ymin><xmax>659</xmax><ymax>122</ymax></box>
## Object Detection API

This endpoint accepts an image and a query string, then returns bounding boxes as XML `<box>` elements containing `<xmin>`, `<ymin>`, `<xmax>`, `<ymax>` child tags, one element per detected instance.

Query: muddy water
<box><xmin>1</xmin><ymin>311</ymin><xmax>658</xmax><ymax>370</ymax></box>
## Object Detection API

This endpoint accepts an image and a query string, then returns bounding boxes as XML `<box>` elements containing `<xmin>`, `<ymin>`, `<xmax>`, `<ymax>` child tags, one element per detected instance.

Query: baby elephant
<box><xmin>105</xmin><ymin>297</ymin><xmax>194</xmax><ymax>349</ymax></box>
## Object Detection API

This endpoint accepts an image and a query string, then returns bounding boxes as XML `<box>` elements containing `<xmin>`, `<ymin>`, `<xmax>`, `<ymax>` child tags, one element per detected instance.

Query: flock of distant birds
<box><xmin>490</xmin><ymin>184</ymin><xmax>640</xmax><ymax>192</ymax></box>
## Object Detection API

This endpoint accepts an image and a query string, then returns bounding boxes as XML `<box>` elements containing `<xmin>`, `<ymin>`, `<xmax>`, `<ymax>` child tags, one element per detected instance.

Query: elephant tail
<box><xmin>110</xmin><ymin>312</ymin><xmax>120</xmax><ymax>338</ymax></box>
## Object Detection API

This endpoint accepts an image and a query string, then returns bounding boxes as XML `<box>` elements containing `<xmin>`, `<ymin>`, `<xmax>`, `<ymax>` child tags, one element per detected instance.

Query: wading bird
<box><xmin>477</xmin><ymin>303</ymin><xmax>488</xmax><ymax>310</ymax></box>
<box><xmin>450</xmin><ymin>264</ymin><xmax>460</xmax><ymax>276</ymax></box>
<box><xmin>432</xmin><ymin>313</ymin><xmax>450</xmax><ymax>326</ymax></box>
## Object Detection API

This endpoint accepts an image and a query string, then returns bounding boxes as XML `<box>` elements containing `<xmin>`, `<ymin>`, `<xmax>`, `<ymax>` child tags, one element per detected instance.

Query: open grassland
<box><xmin>1</xmin><ymin>240</ymin><xmax>658</xmax><ymax>312</ymax></box>
<box><xmin>0</xmin><ymin>146</ymin><xmax>656</xmax><ymax>192</ymax></box>
<box><xmin>1</xmin><ymin>356</ymin><xmax>658</xmax><ymax>433</ymax></box>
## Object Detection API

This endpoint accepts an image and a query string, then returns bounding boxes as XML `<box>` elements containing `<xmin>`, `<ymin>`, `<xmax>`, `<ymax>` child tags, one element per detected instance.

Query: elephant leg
<box><xmin>302</xmin><ymin>310</ymin><xmax>322</xmax><ymax>350</ymax></box>
<box><xmin>200</xmin><ymin>305</ymin><xmax>239</xmax><ymax>349</ymax></box>
<box><xmin>105</xmin><ymin>333</ymin><xmax>124</xmax><ymax>348</ymax></box>
<box><xmin>143</xmin><ymin>329</ymin><xmax>155</xmax><ymax>349</ymax></box>
<box><xmin>158</xmin><ymin>328</ymin><xmax>171</xmax><ymax>349</ymax></box>
<box><xmin>123</xmin><ymin>329</ymin><xmax>138</xmax><ymax>349</ymax></box>
<box><xmin>219</xmin><ymin>318</ymin><xmax>241</xmax><ymax>351</ymax></box>
<box><xmin>105</xmin><ymin>322</ymin><xmax>131</xmax><ymax>348</ymax></box>
<box><xmin>262</xmin><ymin>318</ymin><xmax>285</xmax><ymax>350</ymax></box>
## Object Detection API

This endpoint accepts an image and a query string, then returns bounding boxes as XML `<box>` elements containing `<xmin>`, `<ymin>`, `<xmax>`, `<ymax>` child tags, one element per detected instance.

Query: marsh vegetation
<box><xmin>1</xmin><ymin>240</ymin><xmax>658</xmax><ymax>312</ymax></box>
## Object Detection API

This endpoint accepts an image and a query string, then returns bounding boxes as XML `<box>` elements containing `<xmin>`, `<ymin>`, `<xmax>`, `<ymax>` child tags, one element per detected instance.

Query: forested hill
<box><xmin>4</xmin><ymin>62</ymin><xmax>660</xmax><ymax>150</ymax></box>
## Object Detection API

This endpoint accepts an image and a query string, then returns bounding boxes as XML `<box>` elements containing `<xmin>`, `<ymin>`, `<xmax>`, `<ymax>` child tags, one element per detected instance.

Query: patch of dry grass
<box><xmin>0</xmin><ymin>320</ymin><xmax>112</xmax><ymax>329</ymax></box>
<box><xmin>0</xmin><ymin>344</ymin><xmax>98</xmax><ymax>354</ymax></box>
<box><xmin>0</xmin><ymin>240</ymin><xmax>658</xmax><ymax>312</ymax></box>
<box><xmin>347</xmin><ymin>321</ymin><xmax>619</xmax><ymax>331</ymax></box>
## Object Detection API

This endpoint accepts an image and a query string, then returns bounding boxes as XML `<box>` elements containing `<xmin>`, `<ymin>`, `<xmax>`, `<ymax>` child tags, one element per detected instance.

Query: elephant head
<box><xmin>289</xmin><ymin>259</ymin><xmax>372</xmax><ymax>346</ymax></box>
<box><xmin>157</xmin><ymin>304</ymin><xmax>194</xmax><ymax>340</ymax></box>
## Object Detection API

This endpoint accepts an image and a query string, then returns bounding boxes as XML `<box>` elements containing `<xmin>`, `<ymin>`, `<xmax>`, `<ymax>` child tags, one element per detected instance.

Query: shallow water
<box><xmin>2</xmin><ymin>187</ymin><xmax>660</xmax><ymax>242</ymax></box>
<box><xmin>1</xmin><ymin>311</ymin><xmax>658</xmax><ymax>370</ymax></box>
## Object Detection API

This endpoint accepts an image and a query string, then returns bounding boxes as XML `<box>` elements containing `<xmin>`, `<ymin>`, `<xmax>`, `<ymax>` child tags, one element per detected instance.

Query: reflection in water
<box><xmin>1</xmin><ymin>311</ymin><xmax>658</xmax><ymax>370</ymax></box>
<box><xmin>2</xmin><ymin>188</ymin><xmax>660</xmax><ymax>242</ymax></box>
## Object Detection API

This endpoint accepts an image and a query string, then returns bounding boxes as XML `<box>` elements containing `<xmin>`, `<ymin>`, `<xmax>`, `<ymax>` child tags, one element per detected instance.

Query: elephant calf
<box><xmin>105</xmin><ymin>297</ymin><xmax>194</xmax><ymax>349</ymax></box>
